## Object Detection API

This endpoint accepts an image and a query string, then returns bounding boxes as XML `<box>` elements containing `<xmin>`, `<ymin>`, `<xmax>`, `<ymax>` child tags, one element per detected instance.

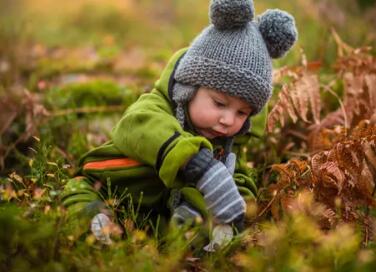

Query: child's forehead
<box><xmin>200</xmin><ymin>87</ymin><xmax>251</xmax><ymax>108</ymax></box>
<box><xmin>201</xmin><ymin>87</ymin><xmax>230</xmax><ymax>97</ymax></box>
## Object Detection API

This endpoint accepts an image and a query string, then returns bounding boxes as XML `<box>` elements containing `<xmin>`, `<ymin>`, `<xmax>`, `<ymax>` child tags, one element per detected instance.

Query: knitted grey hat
<box><xmin>173</xmin><ymin>0</ymin><xmax>298</xmax><ymax>127</ymax></box>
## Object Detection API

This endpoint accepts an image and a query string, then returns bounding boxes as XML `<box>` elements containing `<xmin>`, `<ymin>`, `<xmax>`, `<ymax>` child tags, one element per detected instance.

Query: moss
<box><xmin>45</xmin><ymin>80</ymin><xmax>137</xmax><ymax>110</ymax></box>
<box><xmin>35</xmin><ymin>56</ymin><xmax>101</xmax><ymax>79</ymax></box>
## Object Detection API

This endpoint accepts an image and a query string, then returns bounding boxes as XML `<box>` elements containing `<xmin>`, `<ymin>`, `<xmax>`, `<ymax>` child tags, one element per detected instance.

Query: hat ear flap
<box><xmin>257</xmin><ymin>9</ymin><xmax>298</xmax><ymax>59</ymax></box>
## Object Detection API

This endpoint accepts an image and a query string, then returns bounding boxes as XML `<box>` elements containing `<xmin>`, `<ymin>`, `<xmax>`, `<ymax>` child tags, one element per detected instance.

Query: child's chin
<box><xmin>203</xmin><ymin>133</ymin><xmax>216</xmax><ymax>139</ymax></box>
<box><xmin>197</xmin><ymin>129</ymin><xmax>215</xmax><ymax>139</ymax></box>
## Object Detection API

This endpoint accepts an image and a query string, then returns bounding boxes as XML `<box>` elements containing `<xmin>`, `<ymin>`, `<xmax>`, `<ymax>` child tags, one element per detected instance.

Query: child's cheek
<box><xmin>232</xmin><ymin>119</ymin><xmax>245</xmax><ymax>134</ymax></box>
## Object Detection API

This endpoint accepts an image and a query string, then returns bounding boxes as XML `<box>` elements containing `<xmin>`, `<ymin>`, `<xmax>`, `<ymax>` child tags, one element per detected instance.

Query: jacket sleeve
<box><xmin>111</xmin><ymin>89</ymin><xmax>212</xmax><ymax>188</ymax></box>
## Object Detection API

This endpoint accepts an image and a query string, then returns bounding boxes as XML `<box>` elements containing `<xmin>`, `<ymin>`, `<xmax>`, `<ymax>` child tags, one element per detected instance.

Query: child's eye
<box><xmin>213</xmin><ymin>100</ymin><xmax>226</xmax><ymax>107</ymax></box>
<box><xmin>237</xmin><ymin>111</ymin><xmax>248</xmax><ymax>117</ymax></box>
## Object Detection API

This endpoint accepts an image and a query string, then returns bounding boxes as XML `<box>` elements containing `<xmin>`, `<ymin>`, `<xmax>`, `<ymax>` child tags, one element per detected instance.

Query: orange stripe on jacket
<box><xmin>83</xmin><ymin>158</ymin><xmax>142</xmax><ymax>170</ymax></box>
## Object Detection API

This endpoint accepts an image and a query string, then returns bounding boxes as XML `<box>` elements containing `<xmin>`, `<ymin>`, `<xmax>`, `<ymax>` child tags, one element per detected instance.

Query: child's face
<box><xmin>188</xmin><ymin>87</ymin><xmax>252</xmax><ymax>139</ymax></box>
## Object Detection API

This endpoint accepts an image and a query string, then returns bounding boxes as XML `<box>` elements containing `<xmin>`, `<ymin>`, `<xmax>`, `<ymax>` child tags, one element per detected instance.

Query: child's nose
<box><xmin>219</xmin><ymin>111</ymin><xmax>235</xmax><ymax>126</ymax></box>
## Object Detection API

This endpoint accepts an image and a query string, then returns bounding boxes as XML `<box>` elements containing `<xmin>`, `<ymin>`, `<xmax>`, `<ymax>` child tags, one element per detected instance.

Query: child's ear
<box><xmin>257</xmin><ymin>9</ymin><xmax>298</xmax><ymax>59</ymax></box>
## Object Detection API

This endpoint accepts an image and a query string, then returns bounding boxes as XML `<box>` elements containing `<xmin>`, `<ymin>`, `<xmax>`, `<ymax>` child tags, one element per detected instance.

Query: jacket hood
<box><xmin>154</xmin><ymin>48</ymin><xmax>188</xmax><ymax>106</ymax></box>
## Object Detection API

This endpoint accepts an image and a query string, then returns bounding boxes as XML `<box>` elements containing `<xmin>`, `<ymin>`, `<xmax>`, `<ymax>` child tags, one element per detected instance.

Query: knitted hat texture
<box><xmin>173</xmin><ymin>0</ymin><xmax>298</xmax><ymax>118</ymax></box>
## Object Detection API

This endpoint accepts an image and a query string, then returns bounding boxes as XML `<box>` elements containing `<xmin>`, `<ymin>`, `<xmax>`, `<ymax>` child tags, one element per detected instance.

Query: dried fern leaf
<box><xmin>321</xmin><ymin>161</ymin><xmax>345</xmax><ymax>192</ymax></box>
<box><xmin>359</xmin><ymin>161</ymin><xmax>375</xmax><ymax>195</ymax></box>
<box><xmin>267</xmin><ymin>85</ymin><xmax>295</xmax><ymax>132</ymax></box>
<box><xmin>305</xmin><ymin>74</ymin><xmax>321</xmax><ymax>124</ymax></box>
<box><xmin>311</xmin><ymin>152</ymin><xmax>326</xmax><ymax>178</ymax></box>
<box><xmin>293</xmin><ymin>73</ymin><xmax>321</xmax><ymax>124</ymax></box>
<box><xmin>308</xmin><ymin>126</ymin><xmax>345</xmax><ymax>152</ymax></box>
<box><xmin>365</xmin><ymin>75</ymin><xmax>376</xmax><ymax>108</ymax></box>
<box><xmin>363</xmin><ymin>140</ymin><xmax>376</xmax><ymax>179</ymax></box>
<box><xmin>320</xmin><ymin>207</ymin><xmax>337</xmax><ymax>228</ymax></box>
<box><xmin>335</xmin><ymin>141</ymin><xmax>364</xmax><ymax>180</ymax></box>
<box><xmin>289</xmin><ymin>159</ymin><xmax>308</xmax><ymax>175</ymax></box>
<box><xmin>351</xmin><ymin>120</ymin><xmax>376</xmax><ymax>139</ymax></box>
<box><xmin>267</xmin><ymin>69</ymin><xmax>322</xmax><ymax>133</ymax></box>
<box><xmin>271</xmin><ymin>163</ymin><xmax>293</xmax><ymax>183</ymax></box>
<box><xmin>282</xmin><ymin>85</ymin><xmax>298</xmax><ymax>124</ymax></box>
<box><xmin>291</xmin><ymin>77</ymin><xmax>309</xmax><ymax>123</ymax></box>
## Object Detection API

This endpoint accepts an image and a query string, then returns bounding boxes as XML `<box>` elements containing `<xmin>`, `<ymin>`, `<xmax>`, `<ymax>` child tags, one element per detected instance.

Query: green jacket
<box><xmin>111</xmin><ymin>48</ymin><xmax>213</xmax><ymax>188</ymax></box>
<box><xmin>62</xmin><ymin>49</ymin><xmax>260</xmax><ymax>229</ymax></box>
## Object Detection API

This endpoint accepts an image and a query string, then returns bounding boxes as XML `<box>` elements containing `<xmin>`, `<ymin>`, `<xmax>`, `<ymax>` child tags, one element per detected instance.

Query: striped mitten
<box><xmin>224</xmin><ymin>152</ymin><xmax>236</xmax><ymax>175</ymax></box>
<box><xmin>183</xmin><ymin>148</ymin><xmax>246</xmax><ymax>224</ymax></box>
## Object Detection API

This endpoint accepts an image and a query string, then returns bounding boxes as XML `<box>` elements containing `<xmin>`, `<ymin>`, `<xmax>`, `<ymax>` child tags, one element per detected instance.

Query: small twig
<box><xmin>321</xmin><ymin>81</ymin><xmax>349</xmax><ymax>134</ymax></box>
<box><xmin>54</xmin><ymin>146</ymin><xmax>75</xmax><ymax>166</ymax></box>
<box><xmin>331</xmin><ymin>28</ymin><xmax>354</xmax><ymax>57</ymax></box>
<box><xmin>364</xmin><ymin>220</ymin><xmax>369</xmax><ymax>247</ymax></box>
<box><xmin>257</xmin><ymin>190</ymin><xmax>280</xmax><ymax>218</ymax></box>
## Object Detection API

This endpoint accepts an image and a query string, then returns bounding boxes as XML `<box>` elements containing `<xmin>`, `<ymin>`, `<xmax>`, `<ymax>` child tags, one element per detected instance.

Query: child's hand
<box><xmin>90</xmin><ymin>213</ymin><xmax>113</xmax><ymax>245</ymax></box>
<box><xmin>183</xmin><ymin>148</ymin><xmax>246</xmax><ymax>224</ymax></box>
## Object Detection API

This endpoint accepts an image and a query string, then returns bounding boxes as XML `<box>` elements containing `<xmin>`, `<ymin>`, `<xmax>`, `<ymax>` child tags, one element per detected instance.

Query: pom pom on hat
<box><xmin>258</xmin><ymin>9</ymin><xmax>298</xmax><ymax>58</ymax></box>
<box><xmin>210</xmin><ymin>0</ymin><xmax>254</xmax><ymax>30</ymax></box>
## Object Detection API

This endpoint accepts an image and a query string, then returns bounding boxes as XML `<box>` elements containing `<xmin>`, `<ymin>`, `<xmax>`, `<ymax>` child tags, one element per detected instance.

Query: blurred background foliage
<box><xmin>1</xmin><ymin>0</ymin><xmax>375</xmax><ymax>75</ymax></box>
<box><xmin>0</xmin><ymin>0</ymin><xmax>375</xmax><ymax>95</ymax></box>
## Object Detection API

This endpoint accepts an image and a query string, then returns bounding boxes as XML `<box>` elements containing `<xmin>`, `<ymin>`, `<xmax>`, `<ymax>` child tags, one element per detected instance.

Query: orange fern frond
<box><xmin>267</xmin><ymin>85</ymin><xmax>296</xmax><ymax>132</ymax></box>
<box><xmin>267</xmin><ymin>71</ymin><xmax>321</xmax><ymax>132</ymax></box>
<box><xmin>267</xmin><ymin>122</ymin><xmax>376</xmax><ymax>229</ymax></box>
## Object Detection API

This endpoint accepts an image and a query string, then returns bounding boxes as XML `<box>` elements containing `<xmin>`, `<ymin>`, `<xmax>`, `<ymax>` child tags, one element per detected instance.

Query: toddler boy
<box><xmin>62</xmin><ymin>0</ymin><xmax>297</xmax><ymax>244</ymax></box>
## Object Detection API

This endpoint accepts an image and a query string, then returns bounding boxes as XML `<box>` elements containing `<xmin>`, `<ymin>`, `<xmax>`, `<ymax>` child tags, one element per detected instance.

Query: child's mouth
<box><xmin>207</xmin><ymin>129</ymin><xmax>226</xmax><ymax>138</ymax></box>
